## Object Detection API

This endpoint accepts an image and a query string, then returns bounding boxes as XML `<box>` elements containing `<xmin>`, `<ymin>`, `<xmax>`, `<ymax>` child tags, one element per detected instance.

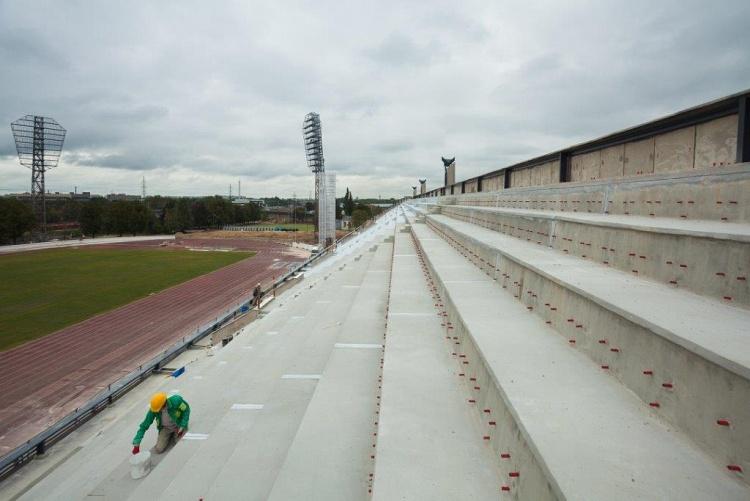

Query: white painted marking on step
<box><xmin>335</xmin><ymin>343</ymin><xmax>383</xmax><ymax>349</ymax></box>
<box><xmin>316</xmin><ymin>300</ymin><xmax>332</xmax><ymax>304</ymax></box>
<box><xmin>266</xmin><ymin>331</ymin><xmax>278</xmax><ymax>336</ymax></box>
<box><xmin>393</xmin><ymin>254</ymin><xmax>417</xmax><ymax>257</ymax></box>
<box><xmin>243</xmin><ymin>346</ymin><xmax>254</xmax><ymax>350</ymax></box>
<box><xmin>169</xmin><ymin>389</ymin><xmax>180</xmax><ymax>395</ymax></box>
<box><xmin>219</xmin><ymin>361</ymin><xmax>228</xmax><ymax>365</ymax></box>
<box><xmin>389</xmin><ymin>312</ymin><xmax>434</xmax><ymax>316</ymax></box>
<box><xmin>231</xmin><ymin>403</ymin><xmax>264</xmax><ymax>410</ymax></box>
<box><xmin>342</xmin><ymin>285</ymin><xmax>360</xmax><ymax>288</ymax></box>
<box><xmin>367</xmin><ymin>270</ymin><xmax>389</xmax><ymax>273</ymax></box>
<box><xmin>183</xmin><ymin>433</ymin><xmax>209</xmax><ymax>440</ymax></box>
<box><xmin>192</xmin><ymin>376</ymin><xmax>204</xmax><ymax>380</ymax></box>
<box><xmin>281</xmin><ymin>374</ymin><xmax>322</xmax><ymax>380</ymax></box>
<box><xmin>444</xmin><ymin>280</ymin><xmax>487</xmax><ymax>284</ymax></box>
<box><xmin>291</xmin><ymin>316</ymin><xmax>305</xmax><ymax>320</ymax></box>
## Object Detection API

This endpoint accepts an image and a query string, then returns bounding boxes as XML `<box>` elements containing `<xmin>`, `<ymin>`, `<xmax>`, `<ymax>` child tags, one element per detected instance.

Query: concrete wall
<box><xmin>571</xmin><ymin>115</ymin><xmax>738</xmax><ymax>182</ymax></box>
<box><xmin>482</xmin><ymin>173</ymin><xmax>505</xmax><ymax>192</ymax></box>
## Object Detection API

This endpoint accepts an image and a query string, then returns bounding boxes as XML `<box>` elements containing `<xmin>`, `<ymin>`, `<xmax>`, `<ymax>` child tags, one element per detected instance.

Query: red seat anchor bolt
<box><xmin>727</xmin><ymin>465</ymin><xmax>743</xmax><ymax>473</ymax></box>
<box><xmin>500</xmin><ymin>453</ymin><xmax>511</xmax><ymax>459</ymax></box>
<box><xmin>661</xmin><ymin>382</ymin><xmax>673</xmax><ymax>389</ymax></box>
<box><xmin>717</xmin><ymin>419</ymin><xmax>731</xmax><ymax>427</ymax></box>
<box><xmin>649</xmin><ymin>402</ymin><xmax>660</xmax><ymax>408</ymax></box>
<box><xmin>501</xmin><ymin>485</ymin><xmax>510</xmax><ymax>492</ymax></box>
<box><xmin>643</xmin><ymin>370</ymin><xmax>653</xmax><ymax>376</ymax></box>
<box><xmin>509</xmin><ymin>472</ymin><xmax>520</xmax><ymax>478</ymax></box>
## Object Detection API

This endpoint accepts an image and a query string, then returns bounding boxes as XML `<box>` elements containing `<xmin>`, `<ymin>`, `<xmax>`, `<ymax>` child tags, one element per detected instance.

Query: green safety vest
<box><xmin>132</xmin><ymin>395</ymin><xmax>190</xmax><ymax>445</ymax></box>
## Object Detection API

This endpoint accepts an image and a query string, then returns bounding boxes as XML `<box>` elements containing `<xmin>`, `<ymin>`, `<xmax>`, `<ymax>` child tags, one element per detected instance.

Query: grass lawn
<box><xmin>0</xmin><ymin>247</ymin><xmax>254</xmax><ymax>351</ymax></box>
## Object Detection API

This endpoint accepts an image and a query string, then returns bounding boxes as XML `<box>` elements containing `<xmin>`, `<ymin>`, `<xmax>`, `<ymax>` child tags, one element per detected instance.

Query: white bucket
<box><xmin>129</xmin><ymin>450</ymin><xmax>152</xmax><ymax>479</ymax></box>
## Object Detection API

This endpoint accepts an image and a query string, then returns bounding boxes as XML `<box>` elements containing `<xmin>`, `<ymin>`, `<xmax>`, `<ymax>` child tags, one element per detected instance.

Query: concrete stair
<box><xmin>372</xmin><ymin>225</ymin><xmax>502</xmax><ymax>499</ymax></box>
<box><xmin>445</xmin><ymin>163</ymin><xmax>750</xmax><ymax>222</ymax></box>
<box><xmin>405</xmin><ymin>207</ymin><xmax>749</xmax><ymax>499</ymax></box>
<box><xmin>267</xmin><ymin>241</ymin><xmax>392</xmax><ymax>500</ymax></box>
<box><xmin>440</xmin><ymin>204</ymin><xmax>750</xmax><ymax>307</ymax></box>
<box><xmin>417</xmin><ymin>205</ymin><xmax>750</xmax><ymax>481</ymax></box>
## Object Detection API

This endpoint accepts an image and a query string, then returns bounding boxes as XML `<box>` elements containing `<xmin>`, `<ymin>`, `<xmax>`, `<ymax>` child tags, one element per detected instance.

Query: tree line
<box><xmin>0</xmin><ymin>196</ymin><xmax>266</xmax><ymax>244</ymax></box>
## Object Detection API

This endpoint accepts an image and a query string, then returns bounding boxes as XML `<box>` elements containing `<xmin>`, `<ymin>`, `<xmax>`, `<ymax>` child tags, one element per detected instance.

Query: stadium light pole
<box><xmin>10</xmin><ymin>115</ymin><xmax>66</xmax><ymax>235</ymax></box>
<box><xmin>302</xmin><ymin>112</ymin><xmax>324</xmax><ymax>242</ymax></box>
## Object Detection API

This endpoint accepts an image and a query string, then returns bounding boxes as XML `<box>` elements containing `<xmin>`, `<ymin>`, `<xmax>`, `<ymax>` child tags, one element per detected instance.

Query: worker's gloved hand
<box><xmin>132</xmin><ymin>445</ymin><xmax>140</xmax><ymax>455</ymax></box>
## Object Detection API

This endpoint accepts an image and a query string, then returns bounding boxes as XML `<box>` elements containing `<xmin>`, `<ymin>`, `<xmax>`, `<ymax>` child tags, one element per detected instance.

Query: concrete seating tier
<box><xmin>372</xmin><ymin>225</ymin><xmax>501</xmax><ymax>500</ymax></box>
<box><xmin>419</xmin><ymin>211</ymin><xmax>750</xmax><ymax>478</ymax></box>
<box><xmin>437</xmin><ymin>164</ymin><xmax>750</xmax><ymax>223</ymax></box>
<box><xmin>268</xmin><ymin>242</ymin><xmax>392</xmax><ymax>500</ymax></box>
<box><xmin>440</xmin><ymin>204</ymin><xmax>750</xmax><ymax>307</ymax></box>
<box><xmin>408</xmin><ymin>215</ymin><xmax>748</xmax><ymax>499</ymax></box>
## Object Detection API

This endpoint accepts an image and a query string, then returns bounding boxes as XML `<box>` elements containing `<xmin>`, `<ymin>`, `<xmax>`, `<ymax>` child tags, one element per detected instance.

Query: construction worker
<box><xmin>131</xmin><ymin>392</ymin><xmax>190</xmax><ymax>455</ymax></box>
<box><xmin>252</xmin><ymin>282</ymin><xmax>262</xmax><ymax>308</ymax></box>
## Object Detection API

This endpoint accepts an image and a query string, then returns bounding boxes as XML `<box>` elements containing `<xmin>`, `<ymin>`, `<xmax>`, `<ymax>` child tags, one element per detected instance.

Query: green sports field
<box><xmin>0</xmin><ymin>247</ymin><xmax>254</xmax><ymax>351</ymax></box>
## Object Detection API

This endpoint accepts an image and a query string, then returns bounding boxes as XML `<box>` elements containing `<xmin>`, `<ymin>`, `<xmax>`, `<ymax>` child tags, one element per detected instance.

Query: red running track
<box><xmin>0</xmin><ymin>238</ymin><xmax>307</xmax><ymax>454</ymax></box>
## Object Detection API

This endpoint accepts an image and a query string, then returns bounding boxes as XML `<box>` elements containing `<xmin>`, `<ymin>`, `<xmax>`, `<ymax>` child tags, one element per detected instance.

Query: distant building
<box><xmin>11</xmin><ymin>191</ymin><xmax>94</xmax><ymax>202</ymax></box>
<box><xmin>231</xmin><ymin>197</ymin><xmax>266</xmax><ymax>207</ymax></box>
<box><xmin>106</xmin><ymin>193</ymin><xmax>141</xmax><ymax>201</ymax></box>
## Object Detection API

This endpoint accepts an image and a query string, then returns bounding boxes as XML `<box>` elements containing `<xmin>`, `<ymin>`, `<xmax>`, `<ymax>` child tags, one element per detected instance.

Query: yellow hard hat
<box><xmin>150</xmin><ymin>392</ymin><xmax>167</xmax><ymax>412</ymax></box>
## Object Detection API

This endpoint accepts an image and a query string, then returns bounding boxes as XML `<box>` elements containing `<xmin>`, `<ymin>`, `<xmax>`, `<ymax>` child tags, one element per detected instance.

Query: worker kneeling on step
<box><xmin>131</xmin><ymin>392</ymin><xmax>190</xmax><ymax>455</ymax></box>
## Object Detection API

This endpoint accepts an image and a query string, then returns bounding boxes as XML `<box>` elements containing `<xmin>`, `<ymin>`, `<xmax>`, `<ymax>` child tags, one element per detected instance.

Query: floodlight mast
<box><xmin>10</xmin><ymin>115</ymin><xmax>66</xmax><ymax>234</ymax></box>
<box><xmin>303</xmin><ymin>112</ymin><xmax>325</xmax><ymax>239</ymax></box>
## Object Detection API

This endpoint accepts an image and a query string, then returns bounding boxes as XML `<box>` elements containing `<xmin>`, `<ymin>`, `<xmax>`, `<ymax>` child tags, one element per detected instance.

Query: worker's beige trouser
<box><xmin>154</xmin><ymin>428</ymin><xmax>177</xmax><ymax>454</ymax></box>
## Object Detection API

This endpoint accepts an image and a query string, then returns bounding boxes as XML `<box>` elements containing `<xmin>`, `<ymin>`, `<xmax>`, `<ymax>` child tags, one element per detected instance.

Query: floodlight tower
<box><xmin>302</xmin><ymin>112</ymin><xmax>325</xmax><ymax>237</ymax></box>
<box><xmin>10</xmin><ymin>115</ymin><xmax>66</xmax><ymax>234</ymax></box>
<box><xmin>412</xmin><ymin>186</ymin><xmax>417</xmax><ymax>198</ymax></box>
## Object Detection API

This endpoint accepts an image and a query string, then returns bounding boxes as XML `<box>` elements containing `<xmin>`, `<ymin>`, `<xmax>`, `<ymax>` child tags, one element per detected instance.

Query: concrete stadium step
<box><xmin>409</xmin><ymin>219</ymin><xmax>748</xmax><ymax>499</ymax></box>
<box><xmin>125</xmin><ymin>248</ymin><xmax>384</xmax><ymax>501</ymax></box>
<box><xmin>371</xmin><ymin>224</ymin><xmax>502</xmax><ymax>500</ymax></box>
<box><xmin>440</xmin><ymin>204</ymin><xmax>750</xmax><ymax>307</ymax></box>
<box><xmin>422</xmin><ymin>211</ymin><xmax>750</xmax><ymax>474</ymax></box>
<box><xmin>267</xmin><ymin>241</ymin><xmax>392</xmax><ymax>500</ymax></box>
<box><xmin>443</xmin><ymin>163</ymin><xmax>750</xmax><ymax>223</ymax></box>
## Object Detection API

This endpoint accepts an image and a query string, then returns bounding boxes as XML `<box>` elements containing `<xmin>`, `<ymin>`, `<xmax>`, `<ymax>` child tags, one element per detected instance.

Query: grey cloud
<box><xmin>366</xmin><ymin>32</ymin><xmax>444</xmax><ymax>67</ymax></box>
<box><xmin>0</xmin><ymin>0</ymin><xmax>748</xmax><ymax>198</ymax></box>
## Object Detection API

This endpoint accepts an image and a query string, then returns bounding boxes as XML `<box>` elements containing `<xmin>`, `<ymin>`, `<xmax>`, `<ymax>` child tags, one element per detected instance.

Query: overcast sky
<box><xmin>0</xmin><ymin>0</ymin><xmax>748</xmax><ymax>199</ymax></box>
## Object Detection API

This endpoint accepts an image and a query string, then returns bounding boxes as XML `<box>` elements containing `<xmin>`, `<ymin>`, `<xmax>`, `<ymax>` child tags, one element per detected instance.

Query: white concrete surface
<box><xmin>442</xmin><ymin>204</ymin><xmax>750</xmax><ymax>242</ymax></box>
<box><xmin>410</xmin><ymin>218</ymin><xmax>748</xmax><ymax>500</ymax></box>
<box><xmin>426</xmin><ymin>213</ymin><xmax>750</xmax><ymax>381</ymax></box>
<box><xmin>372</xmin><ymin>224</ymin><xmax>502</xmax><ymax>500</ymax></box>
<box><xmin>267</xmin><ymin>239</ymin><xmax>392</xmax><ymax>500</ymax></box>
<box><xmin>0</xmin><ymin>235</ymin><xmax>174</xmax><ymax>254</ymax></box>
